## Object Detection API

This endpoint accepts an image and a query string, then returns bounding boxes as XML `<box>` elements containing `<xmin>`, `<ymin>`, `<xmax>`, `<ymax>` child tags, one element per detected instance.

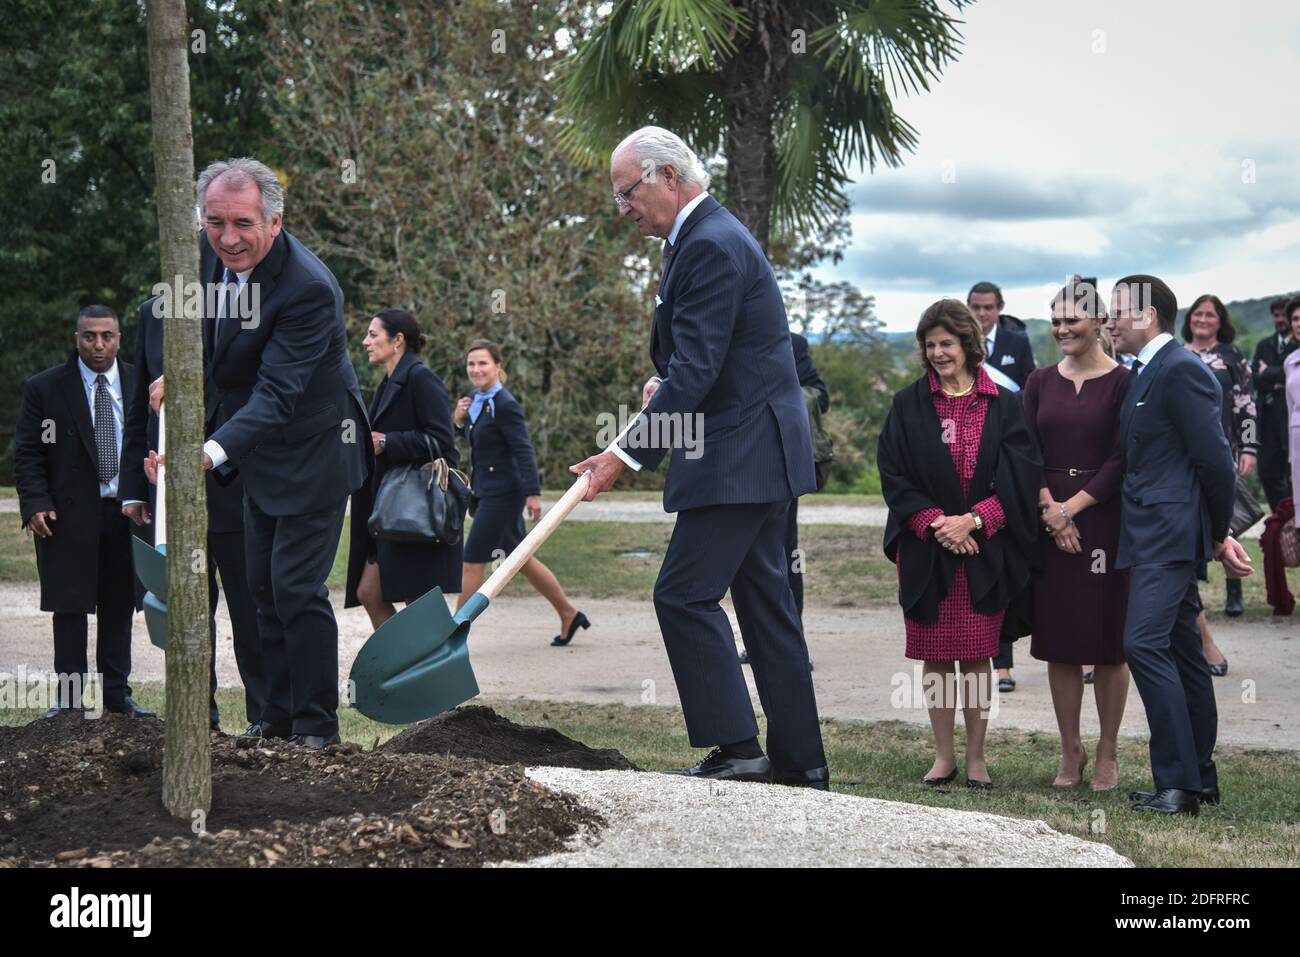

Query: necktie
<box><xmin>94</xmin><ymin>374</ymin><xmax>117</xmax><ymax>486</ymax></box>
<box><xmin>215</xmin><ymin>268</ymin><xmax>234</xmax><ymax>344</ymax></box>
<box><xmin>1132</xmin><ymin>359</ymin><xmax>1144</xmax><ymax>375</ymax></box>
<box><xmin>985</xmin><ymin>336</ymin><xmax>992</xmax><ymax>355</ymax></box>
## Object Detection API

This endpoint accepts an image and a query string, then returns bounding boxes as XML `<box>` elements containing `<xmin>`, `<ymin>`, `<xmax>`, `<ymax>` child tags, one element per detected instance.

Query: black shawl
<box><xmin>877</xmin><ymin>374</ymin><xmax>1043</xmax><ymax>624</ymax></box>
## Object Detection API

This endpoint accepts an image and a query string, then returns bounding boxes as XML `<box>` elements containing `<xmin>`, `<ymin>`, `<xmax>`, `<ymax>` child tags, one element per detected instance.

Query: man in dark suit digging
<box><xmin>148</xmin><ymin>158</ymin><xmax>370</xmax><ymax>748</ymax></box>
<box><xmin>570</xmin><ymin>127</ymin><xmax>827</xmax><ymax>789</ymax></box>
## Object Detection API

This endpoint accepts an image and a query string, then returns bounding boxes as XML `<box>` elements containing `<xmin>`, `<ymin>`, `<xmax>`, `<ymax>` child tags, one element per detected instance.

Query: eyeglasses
<box><xmin>613</xmin><ymin>178</ymin><xmax>645</xmax><ymax>210</ymax></box>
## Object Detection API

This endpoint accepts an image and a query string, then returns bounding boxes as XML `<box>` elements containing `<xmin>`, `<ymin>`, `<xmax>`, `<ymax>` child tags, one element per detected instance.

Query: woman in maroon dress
<box><xmin>879</xmin><ymin>300</ymin><xmax>1042</xmax><ymax>790</ymax></box>
<box><xmin>1023</xmin><ymin>281</ymin><xmax>1131</xmax><ymax>791</ymax></box>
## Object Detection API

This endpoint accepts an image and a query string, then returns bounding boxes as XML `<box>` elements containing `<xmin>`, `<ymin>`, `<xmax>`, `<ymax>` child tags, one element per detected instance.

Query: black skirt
<box><xmin>464</xmin><ymin>492</ymin><xmax>527</xmax><ymax>563</ymax></box>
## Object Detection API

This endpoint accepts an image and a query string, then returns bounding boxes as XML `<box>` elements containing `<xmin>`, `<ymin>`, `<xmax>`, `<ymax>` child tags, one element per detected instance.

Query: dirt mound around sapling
<box><xmin>0</xmin><ymin>711</ymin><xmax>600</xmax><ymax>868</ymax></box>
<box><xmin>380</xmin><ymin>705</ymin><xmax>639</xmax><ymax>771</ymax></box>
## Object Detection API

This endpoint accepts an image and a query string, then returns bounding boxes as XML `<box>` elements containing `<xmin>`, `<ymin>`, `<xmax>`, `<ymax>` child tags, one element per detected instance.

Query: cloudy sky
<box><xmin>814</xmin><ymin>0</ymin><xmax>1300</xmax><ymax>331</ymax></box>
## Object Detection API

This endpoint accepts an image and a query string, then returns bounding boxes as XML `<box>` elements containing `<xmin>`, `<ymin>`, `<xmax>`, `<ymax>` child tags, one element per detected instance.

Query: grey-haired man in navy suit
<box><xmin>1111</xmin><ymin>274</ymin><xmax>1251</xmax><ymax>816</ymax></box>
<box><xmin>571</xmin><ymin>127</ymin><xmax>828</xmax><ymax>789</ymax></box>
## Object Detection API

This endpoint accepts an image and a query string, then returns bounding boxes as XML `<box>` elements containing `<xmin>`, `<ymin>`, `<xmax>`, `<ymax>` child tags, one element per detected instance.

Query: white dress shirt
<box><xmin>78</xmin><ymin>357</ymin><xmax>124</xmax><ymax>499</ymax></box>
<box><xmin>1133</xmin><ymin>332</ymin><xmax>1174</xmax><ymax>373</ymax></box>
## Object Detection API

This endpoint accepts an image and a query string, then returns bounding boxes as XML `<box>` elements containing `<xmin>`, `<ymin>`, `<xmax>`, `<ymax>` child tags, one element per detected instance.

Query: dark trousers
<box><xmin>1123</xmin><ymin>562</ymin><xmax>1218</xmax><ymax>792</ymax></box>
<box><xmin>244</xmin><ymin>495</ymin><xmax>347</xmax><ymax>737</ymax></box>
<box><xmin>993</xmin><ymin>638</ymin><xmax>1014</xmax><ymax>671</ymax></box>
<box><xmin>785</xmin><ymin>497</ymin><xmax>803</xmax><ymax>620</ymax></box>
<box><xmin>654</xmin><ymin>501</ymin><xmax>825</xmax><ymax>771</ymax></box>
<box><xmin>52</xmin><ymin>498</ymin><xmax>134</xmax><ymax>708</ymax></box>
<box><xmin>1257</xmin><ymin>404</ymin><xmax>1291</xmax><ymax>511</ymax></box>
<box><xmin>207</xmin><ymin>530</ymin><xmax>265</xmax><ymax>725</ymax></box>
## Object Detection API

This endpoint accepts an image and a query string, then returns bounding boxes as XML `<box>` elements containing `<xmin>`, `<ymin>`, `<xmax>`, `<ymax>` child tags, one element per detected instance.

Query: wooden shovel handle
<box><xmin>479</xmin><ymin>472</ymin><xmax>590</xmax><ymax>602</ymax></box>
<box><xmin>155</xmin><ymin>402</ymin><xmax>167</xmax><ymax>548</ymax></box>
<box><xmin>478</xmin><ymin>406</ymin><xmax>642</xmax><ymax>602</ymax></box>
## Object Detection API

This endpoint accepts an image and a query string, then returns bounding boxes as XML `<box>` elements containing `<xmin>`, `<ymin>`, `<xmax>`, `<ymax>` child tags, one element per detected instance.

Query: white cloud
<box><xmin>817</xmin><ymin>0</ymin><xmax>1300</xmax><ymax>330</ymax></box>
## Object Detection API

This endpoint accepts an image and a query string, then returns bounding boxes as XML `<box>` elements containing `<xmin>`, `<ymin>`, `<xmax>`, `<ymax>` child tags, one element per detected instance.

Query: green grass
<box><xmin>4</xmin><ymin>688</ymin><xmax>1294</xmax><ymax>867</ymax></box>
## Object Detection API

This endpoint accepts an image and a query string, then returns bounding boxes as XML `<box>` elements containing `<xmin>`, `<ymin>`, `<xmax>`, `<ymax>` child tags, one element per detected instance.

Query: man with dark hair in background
<box><xmin>1252</xmin><ymin>296</ymin><xmax>1296</xmax><ymax>510</ymax></box>
<box><xmin>967</xmin><ymin>280</ymin><xmax>1036</xmax><ymax>693</ymax></box>
<box><xmin>14</xmin><ymin>305</ymin><xmax>151</xmax><ymax>718</ymax></box>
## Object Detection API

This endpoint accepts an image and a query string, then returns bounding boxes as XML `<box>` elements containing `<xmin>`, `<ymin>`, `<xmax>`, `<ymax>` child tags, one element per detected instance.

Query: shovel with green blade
<box><xmin>349</xmin><ymin>412</ymin><xmax>641</xmax><ymax>723</ymax></box>
<box><xmin>130</xmin><ymin>403</ymin><xmax>168</xmax><ymax>650</ymax></box>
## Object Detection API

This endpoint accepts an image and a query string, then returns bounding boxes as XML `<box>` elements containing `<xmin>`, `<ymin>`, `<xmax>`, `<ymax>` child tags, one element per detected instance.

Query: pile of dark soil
<box><xmin>381</xmin><ymin>705</ymin><xmax>638</xmax><ymax>771</ymax></box>
<box><xmin>0</xmin><ymin>710</ymin><xmax>602</xmax><ymax>868</ymax></box>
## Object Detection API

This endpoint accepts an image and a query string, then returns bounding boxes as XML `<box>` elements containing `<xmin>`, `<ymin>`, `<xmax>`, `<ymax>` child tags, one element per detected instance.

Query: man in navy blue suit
<box><xmin>148</xmin><ymin>158</ymin><xmax>370</xmax><ymax>748</ymax></box>
<box><xmin>571</xmin><ymin>127</ymin><xmax>828</xmax><ymax>788</ymax></box>
<box><xmin>1111</xmin><ymin>274</ymin><xmax>1251</xmax><ymax>816</ymax></box>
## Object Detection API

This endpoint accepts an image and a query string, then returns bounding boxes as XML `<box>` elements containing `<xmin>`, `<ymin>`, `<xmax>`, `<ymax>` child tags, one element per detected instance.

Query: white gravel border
<box><xmin>501</xmin><ymin>768</ymin><xmax>1132</xmax><ymax>868</ymax></box>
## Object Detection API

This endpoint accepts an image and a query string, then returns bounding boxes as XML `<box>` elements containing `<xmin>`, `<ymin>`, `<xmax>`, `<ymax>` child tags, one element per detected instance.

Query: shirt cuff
<box><xmin>909</xmin><ymin>507</ymin><xmax>944</xmax><ymax>540</ymax></box>
<box><xmin>203</xmin><ymin>440</ymin><xmax>228</xmax><ymax>469</ymax></box>
<box><xmin>972</xmin><ymin>497</ymin><xmax>1006</xmax><ymax>536</ymax></box>
<box><xmin>120</xmin><ymin>499</ymin><xmax>146</xmax><ymax>507</ymax></box>
<box><xmin>609</xmin><ymin>443</ymin><xmax>642</xmax><ymax>472</ymax></box>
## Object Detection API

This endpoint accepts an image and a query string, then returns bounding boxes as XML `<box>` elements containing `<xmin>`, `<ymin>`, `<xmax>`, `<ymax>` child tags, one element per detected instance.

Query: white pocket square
<box><xmin>1136</xmin><ymin>401</ymin><xmax>1145</xmax><ymax>407</ymax></box>
<box><xmin>1000</xmin><ymin>354</ymin><xmax>1015</xmax><ymax>365</ymax></box>
<box><xmin>655</xmin><ymin>294</ymin><xmax>663</xmax><ymax>307</ymax></box>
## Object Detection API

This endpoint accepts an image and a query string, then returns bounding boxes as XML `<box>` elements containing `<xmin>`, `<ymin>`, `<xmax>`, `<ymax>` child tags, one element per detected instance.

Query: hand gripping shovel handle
<box><xmin>473</xmin><ymin>410</ymin><xmax>641</xmax><ymax>606</ymax></box>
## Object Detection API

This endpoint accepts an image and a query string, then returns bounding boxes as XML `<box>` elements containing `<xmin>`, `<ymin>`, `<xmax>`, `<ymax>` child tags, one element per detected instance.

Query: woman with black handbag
<box><xmin>454</xmin><ymin>339</ymin><xmax>589</xmax><ymax>647</ymax></box>
<box><xmin>345</xmin><ymin>309</ymin><xmax>463</xmax><ymax>630</ymax></box>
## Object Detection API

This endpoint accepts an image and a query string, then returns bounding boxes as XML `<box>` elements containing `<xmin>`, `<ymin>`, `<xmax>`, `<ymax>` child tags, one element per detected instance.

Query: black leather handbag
<box><xmin>367</xmin><ymin>435</ymin><xmax>471</xmax><ymax>545</ymax></box>
<box><xmin>1231</xmin><ymin>475</ymin><xmax>1265</xmax><ymax>537</ymax></box>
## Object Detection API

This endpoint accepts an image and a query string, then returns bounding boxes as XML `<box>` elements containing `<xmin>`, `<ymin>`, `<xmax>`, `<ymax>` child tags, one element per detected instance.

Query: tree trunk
<box><xmin>721</xmin><ymin>0</ymin><xmax>799</xmax><ymax>255</ymax></box>
<box><xmin>145</xmin><ymin>0</ymin><xmax>211</xmax><ymax>819</ymax></box>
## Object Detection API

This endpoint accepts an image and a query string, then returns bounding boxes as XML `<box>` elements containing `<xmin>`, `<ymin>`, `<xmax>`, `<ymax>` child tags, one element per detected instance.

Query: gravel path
<box><xmin>502</xmin><ymin>768</ymin><xmax>1131</xmax><ymax>867</ymax></box>
<box><xmin>2</xmin><ymin>584</ymin><xmax>1296</xmax><ymax>750</ymax></box>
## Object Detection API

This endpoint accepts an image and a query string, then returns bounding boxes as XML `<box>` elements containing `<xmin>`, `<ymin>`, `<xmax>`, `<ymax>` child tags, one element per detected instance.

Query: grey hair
<box><xmin>613</xmin><ymin>127</ymin><xmax>710</xmax><ymax>190</ymax></box>
<box><xmin>196</xmin><ymin>157</ymin><xmax>285</xmax><ymax>222</ymax></box>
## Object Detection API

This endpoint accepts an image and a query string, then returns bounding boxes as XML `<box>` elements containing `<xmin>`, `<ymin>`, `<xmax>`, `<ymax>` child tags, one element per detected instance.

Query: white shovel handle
<box><xmin>479</xmin><ymin>408</ymin><xmax>643</xmax><ymax>602</ymax></box>
<box><xmin>154</xmin><ymin>403</ymin><xmax>167</xmax><ymax>548</ymax></box>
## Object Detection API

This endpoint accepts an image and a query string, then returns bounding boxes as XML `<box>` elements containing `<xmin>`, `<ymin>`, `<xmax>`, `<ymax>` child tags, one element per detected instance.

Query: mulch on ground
<box><xmin>0</xmin><ymin>707</ymin><xmax>618</xmax><ymax>868</ymax></box>
<box><xmin>380</xmin><ymin>704</ymin><xmax>639</xmax><ymax>771</ymax></box>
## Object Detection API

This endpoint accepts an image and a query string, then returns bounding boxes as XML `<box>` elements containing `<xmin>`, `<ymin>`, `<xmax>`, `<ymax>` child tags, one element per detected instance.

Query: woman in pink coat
<box><xmin>1284</xmin><ymin>296</ymin><xmax>1300</xmax><ymax>525</ymax></box>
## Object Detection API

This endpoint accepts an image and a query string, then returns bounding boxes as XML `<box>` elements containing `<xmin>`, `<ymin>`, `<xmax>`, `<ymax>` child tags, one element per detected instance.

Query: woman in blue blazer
<box><xmin>454</xmin><ymin>339</ymin><xmax>589</xmax><ymax>646</ymax></box>
<box><xmin>346</xmin><ymin>309</ymin><xmax>462</xmax><ymax>628</ymax></box>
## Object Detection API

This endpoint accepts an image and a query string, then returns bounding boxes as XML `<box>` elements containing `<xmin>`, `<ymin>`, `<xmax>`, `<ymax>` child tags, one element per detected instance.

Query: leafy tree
<box><xmin>557</xmin><ymin>0</ymin><xmax>971</xmax><ymax>251</ymax></box>
<box><xmin>262</xmin><ymin>0</ymin><xmax>658</xmax><ymax>485</ymax></box>
<box><xmin>0</xmin><ymin>0</ymin><xmax>278</xmax><ymax>481</ymax></box>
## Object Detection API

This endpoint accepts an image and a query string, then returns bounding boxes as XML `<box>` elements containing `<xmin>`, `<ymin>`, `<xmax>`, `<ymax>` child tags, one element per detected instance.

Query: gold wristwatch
<box><xmin>970</xmin><ymin>510</ymin><xmax>984</xmax><ymax>533</ymax></box>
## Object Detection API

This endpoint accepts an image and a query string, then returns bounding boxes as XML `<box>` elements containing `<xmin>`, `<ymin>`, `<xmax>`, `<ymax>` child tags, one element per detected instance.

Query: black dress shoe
<box><xmin>551</xmin><ymin>611</ymin><xmax>590</xmax><ymax>646</ymax></box>
<box><xmin>1132</xmin><ymin>787</ymin><xmax>1199</xmax><ymax>815</ymax></box>
<box><xmin>922</xmin><ymin>766</ymin><xmax>959</xmax><ymax>786</ymax></box>
<box><xmin>772</xmin><ymin>766</ymin><xmax>830</xmax><ymax>790</ymax></box>
<box><xmin>236</xmin><ymin>721</ymin><xmax>291</xmax><ymax>745</ymax></box>
<box><xmin>1208</xmin><ymin>658</ymin><xmax>1229</xmax><ymax>677</ymax></box>
<box><xmin>104</xmin><ymin>696</ymin><xmax>156</xmax><ymax>718</ymax></box>
<box><xmin>664</xmin><ymin>747</ymin><xmax>772</xmax><ymax>782</ymax></box>
<box><xmin>1130</xmin><ymin>786</ymin><xmax>1220</xmax><ymax>806</ymax></box>
<box><xmin>286</xmin><ymin>732</ymin><xmax>342</xmax><ymax>749</ymax></box>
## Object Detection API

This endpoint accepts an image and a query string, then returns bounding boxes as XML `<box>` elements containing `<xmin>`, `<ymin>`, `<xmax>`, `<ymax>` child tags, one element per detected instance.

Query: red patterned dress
<box><xmin>903</xmin><ymin>366</ymin><xmax>1008</xmax><ymax>661</ymax></box>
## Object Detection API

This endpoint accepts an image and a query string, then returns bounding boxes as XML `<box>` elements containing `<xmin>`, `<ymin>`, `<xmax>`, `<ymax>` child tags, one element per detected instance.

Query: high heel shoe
<box><xmin>551</xmin><ymin>611</ymin><xmax>590</xmax><ymax>646</ymax></box>
<box><xmin>922</xmin><ymin>766</ymin><xmax>959</xmax><ymax>786</ymax></box>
